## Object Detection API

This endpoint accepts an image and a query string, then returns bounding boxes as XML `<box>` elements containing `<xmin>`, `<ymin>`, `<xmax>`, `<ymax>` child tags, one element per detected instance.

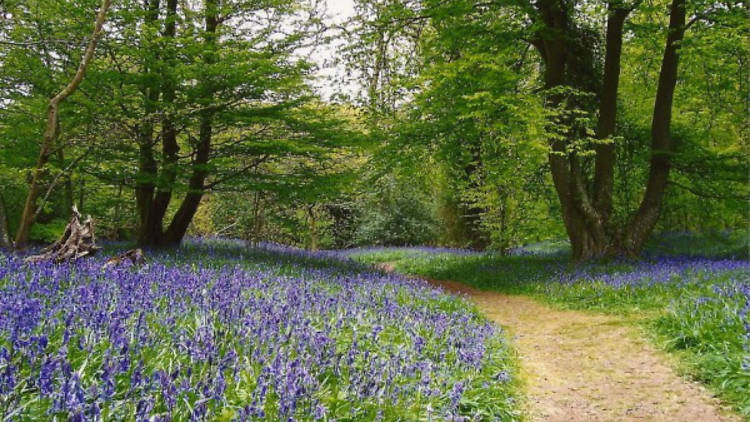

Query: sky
<box><xmin>324</xmin><ymin>0</ymin><xmax>355</xmax><ymax>23</ymax></box>
<box><xmin>310</xmin><ymin>0</ymin><xmax>357</xmax><ymax>100</ymax></box>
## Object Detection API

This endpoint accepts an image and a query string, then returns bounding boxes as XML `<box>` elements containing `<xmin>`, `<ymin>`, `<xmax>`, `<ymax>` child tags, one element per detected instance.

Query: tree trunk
<box><xmin>534</xmin><ymin>0</ymin><xmax>683</xmax><ymax>259</ymax></box>
<box><xmin>308</xmin><ymin>205</ymin><xmax>318</xmax><ymax>251</ymax></box>
<box><xmin>13</xmin><ymin>0</ymin><xmax>112</xmax><ymax>249</ymax></box>
<box><xmin>624</xmin><ymin>0</ymin><xmax>686</xmax><ymax>253</ymax></box>
<box><xmin>151</xmin><ymin>0</ymin><xmax>179</xmax><ymax>230</ymax></box>
<box><xmin>135</xmin><ymin>125</ymin><xmax>159</xmax><ymax>245</ymax></box>
<box><xmin>0</xmin><ymin>191</ymin><xmax>11</xmax><ymax>249</ymax></box>
<box><xmin>135</xmin><ymin>0</ymin><xmax>163</xmax><ymax>247</ymax></box>
<box><xmin>592</xmin><ymin>7</ymin><xmax>629</xmax><ymax>221</ymax></box>
<box><xmin>162</xmin><ymin>0</ymin><xmax>218</xmax><ymax>245</ymax></box>
<box><xmin>533</xmin><ymin>0</ymin><xmax>615</xmax><ymax>259</ymax></box>
<box><xmin>549</xmin><ymin>141</ymin><xmax>610</xmax><ymax>259</ymax></box>
<box><xmin>113</xmin><ymin>183</ymin><xmax>123</xmax><ymax>238</ymax></box>
<box><xmin>78</xmin><ymin>177</ymin><xmax>85</xmax><ymax>214</ymax></box>
<box><xmin>163</xmin><ymin>105</ymin><xmax>212</xmax><ymax>245</ymax></box>
<box><xmin>250</xmin><ymin>191</ymin><xmax>264</xmax><ymax>244</ymax></box>
<box><xmin>55</xmin><ymin>125</ymin><xmax>74</xmax><ymax>220</ymax></box>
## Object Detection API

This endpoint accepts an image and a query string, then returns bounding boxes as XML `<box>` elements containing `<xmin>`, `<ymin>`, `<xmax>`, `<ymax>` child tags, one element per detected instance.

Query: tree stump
<box><xmin>24</xmin><ymin>205</ymin><xmax>100</xmax><ymax>263</ymax></box>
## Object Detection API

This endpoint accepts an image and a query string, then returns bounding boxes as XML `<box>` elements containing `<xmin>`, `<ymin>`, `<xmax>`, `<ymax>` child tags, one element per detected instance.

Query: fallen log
<box><xmin>103</xmin><ymin>248</ymin><xmax>146</xmax><ymax>268</ymax></box>
<box><xmin>24</xmin><ymin>205</ymin><xmax>100</xmax><ymax>263</ymax></box>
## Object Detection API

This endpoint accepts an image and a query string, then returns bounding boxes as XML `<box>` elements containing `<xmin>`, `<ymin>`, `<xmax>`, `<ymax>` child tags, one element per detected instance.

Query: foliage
<box><xmin>0</xmin><ymin>0</ymin><xmax>364</xmax><ymax>247</ymax></box>
<box><xmin>1</xmin><ymin>0</ymin><xmax>746</xmax><ymax>252</ymax></box>
<box><xmin>341</xmin><ymin>0</ymin><xmax>748</xmax><ymax>254</ymax></box>
<box><xmin>354</xmin><ymin>175</ymin><xmax>437</xmax><ymax>247</ymax></box>
<box><xmin>28</xmin><ymin>218</ymin><xmax>68</xmax><ymax>244</ymax></box>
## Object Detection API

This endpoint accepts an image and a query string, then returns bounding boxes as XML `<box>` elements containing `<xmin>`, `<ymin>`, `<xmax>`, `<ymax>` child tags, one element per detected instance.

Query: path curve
<box><xmin>380</xmin><ymin>265</ymin><xmax>740</xmax><ymax>421</ymax></box>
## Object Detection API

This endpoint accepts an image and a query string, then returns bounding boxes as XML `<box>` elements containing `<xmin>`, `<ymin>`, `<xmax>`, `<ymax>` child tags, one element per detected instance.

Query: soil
<box><xmin>379</xmin><ymin>263</ymin><xmax>741</xmax><ymax>422</ymax></box>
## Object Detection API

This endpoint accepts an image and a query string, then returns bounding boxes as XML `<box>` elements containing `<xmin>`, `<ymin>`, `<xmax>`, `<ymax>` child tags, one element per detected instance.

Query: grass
<box><xmin>348</xmin><ymin>232</ymin><xmax>750</xmax><ymax>417</ymax></box>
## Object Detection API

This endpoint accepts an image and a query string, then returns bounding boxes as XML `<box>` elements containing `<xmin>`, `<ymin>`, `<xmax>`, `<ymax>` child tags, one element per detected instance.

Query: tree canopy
<box><xmin>0</xmin><ymin>0</ymin><xmax>746</xmax><ymax>257</ymax></box>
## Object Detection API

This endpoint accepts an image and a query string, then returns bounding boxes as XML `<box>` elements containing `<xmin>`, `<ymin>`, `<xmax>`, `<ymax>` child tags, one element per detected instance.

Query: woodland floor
<box><xmin>380</xmin><ymin>263</ymin><xmax>741</xmax><ymax>422</ymax></box>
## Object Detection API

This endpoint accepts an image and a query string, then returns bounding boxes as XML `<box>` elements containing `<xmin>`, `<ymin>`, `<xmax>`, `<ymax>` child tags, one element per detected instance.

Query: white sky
<box><xmin>323</xmin><ymin>0</ymin><xmax>355</xmax><ymax>24</ymax></box>
<box><xmin>310</xmin><ymin>0</ymin><xmax>357</xmax><ymax>101</ymax></box>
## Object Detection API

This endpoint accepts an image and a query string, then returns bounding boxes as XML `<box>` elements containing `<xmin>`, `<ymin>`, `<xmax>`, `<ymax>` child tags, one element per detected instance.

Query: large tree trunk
<box><xmin>534</xmin><ymin>0</ymin><xmax>683</xmax><ymax>259</ymax></box>
<box><xmin>13</xmin><ymin>0</ymin><xmax>112</xmax><ymax>249</ymax></box>
<box><xmin>162</xmin><ymin>0</ymin><xmax>218</xmax><ymax>246</ymax></box>
<box><xmin>535</xmin><ymin>0</ymin><xmax>611</xmax><ymax>259</ymax></box>
<box><xmin>549</xmin><ymin>138</ymin><xmax>609</xmax><ymax>259</ymax></box>
<box><xmin>135</xmin><ymin>0</ymin><xmax>163</xmax><ymax>247</ymax></box>
<box><xmin>151</xmin><ymin>0</ymin><xmax>179</xmax><ymax>233</ymax></box>
<box><xmin>592</xmin><ymin>7</ymin><xmax>630</xmax><ymax>222</ymax></box>
<box><xmin>623</xmin><ymin>0</ymin><xmax>686</xmax><ymax>253</ymax></box>
<box><xmin>162</xmin><ymin>132</ymin><xmax>210</xmax><ymax>244</ymax></box>
<box><xmin>135</xmin><ymin>127</ymin><xmax>160</xmax><ymax>246</ymax></box>
<box><xmin>134</xmin><ymin>0</ymin><xmax>183</xmax><ymax>248</ymax></box>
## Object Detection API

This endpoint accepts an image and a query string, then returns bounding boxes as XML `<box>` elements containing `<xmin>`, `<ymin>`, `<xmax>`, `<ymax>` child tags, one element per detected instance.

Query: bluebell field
<box><xmin>2</xmin><ymin>236</ymin><xmax>749</xmax><ymax>420</ymax></box>
<box><xmin>0</xmin><ymin>241</ymin><xmax>519</xmax><ymax>421</ymax></box>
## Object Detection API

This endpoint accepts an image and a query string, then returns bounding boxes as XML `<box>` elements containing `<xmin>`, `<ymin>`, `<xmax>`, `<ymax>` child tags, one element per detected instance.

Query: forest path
<box><xmin>378</xmin><ymin>264</ymin><xmax>740</xmax><ymax>422</ymax></box>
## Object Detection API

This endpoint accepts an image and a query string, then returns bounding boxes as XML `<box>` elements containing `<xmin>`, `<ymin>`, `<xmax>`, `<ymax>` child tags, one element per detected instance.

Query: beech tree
<box><xmin>92</xmin><ymin>0</ymin><xmax>357</xmax><ymax>247</ymax></box>
<box><xmin>0</xmin><ymin>192</ymin><xmax>10</xmax><ymax>249</ymax></box>
<box><xmin>530</xmin><ymin>0</ymin><xmax>687</xmax><ymax>258</ymax></box>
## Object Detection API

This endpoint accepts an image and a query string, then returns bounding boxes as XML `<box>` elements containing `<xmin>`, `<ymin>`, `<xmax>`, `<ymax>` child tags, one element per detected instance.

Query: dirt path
<box><xmin>381</xmin><ymin>264</ymin><xmax>740</xmax><ymax>421</ymax></box>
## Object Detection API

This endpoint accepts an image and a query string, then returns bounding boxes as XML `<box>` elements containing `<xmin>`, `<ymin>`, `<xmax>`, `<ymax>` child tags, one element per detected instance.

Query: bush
<box><xmin>29</xmin><ymin>218</ymin><xmax>68</xmax><ymax>244</ymax></box>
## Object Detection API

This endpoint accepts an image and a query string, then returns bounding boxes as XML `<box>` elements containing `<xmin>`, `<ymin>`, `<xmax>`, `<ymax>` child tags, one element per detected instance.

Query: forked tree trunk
<box><xmin>537</xmin><ymin>0</ymin><xmax>611</xmax><ymax>259</ymax></box>
<box><xmin>549</xmin><ymin>145</ymin><xmax>610</xmax><ymax>259</ymax></box>
<box><xmin>535</xmin><ymin>0</ymin><xmax>685</xmax><ymax>259</ymax></box>
<box><xmin>134</xmin><ymin>0</ymin><xmax>196</xmax><ymax>248</ymax></box>
<box><xmin>14</xmin><ymin>0</ymin><xmax>112</xmax><ymax>249</ymax></box>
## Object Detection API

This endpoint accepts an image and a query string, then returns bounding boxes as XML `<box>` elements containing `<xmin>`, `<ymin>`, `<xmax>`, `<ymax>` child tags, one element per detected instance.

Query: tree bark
<box><xmin>113</xmin><ymin>183</ymin><xmax>123</xmax><ymax>238</ymax></box>
<box><xmin>0</xmin><ymin>191</ymin><xmax>11</xmax><ymax>249</ymax></box>
<box><xmin>624</xmin><ymin>0</ymin><xmax>686</xmax><ymax>252</ymax></box>
<box><xmin>151</xmin><ymin>0</ymin><xmax>179</xmax><ymax>229</ymax></box>
<box><xmin>13</xmin><ymin>0</ymin><xmax>112</xmax><ymax>248</ymax></box>
<box><xmin>593</xmin><ymin>6</ymin><xmax>630</xmax><ymax>221</ymax></box>
<box><xmin>162</xmin><ymin>0</ymin><xmax>218</xmax><ymax>245</ymax></box>
<box><xmin>534</xmin><ymin>0</ymin><xmax>611</xmax><ymax>259</ymax></box>
<box><xmin>308</xmin><ymin>205</ymin><xmax>318</xmax><ymax>251</ymax></box>
<box><xmin>25</xmin><ymin>205</ymin><xmax>99</xmax><ymax>263</ymax></box>
<box><xmin>59</xmin><ymin>157</ymin><xmax>74</xmax><ymax>220</ymax></box>
<box><xmin>162</xmin><ymin>122</ymin><xmax>211</xmax><ymax>244</ymax></box>
<box><xmin>135</xmin><ymin>0</ymin><xmax>163</xmax><ymax>247</ymax></box>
